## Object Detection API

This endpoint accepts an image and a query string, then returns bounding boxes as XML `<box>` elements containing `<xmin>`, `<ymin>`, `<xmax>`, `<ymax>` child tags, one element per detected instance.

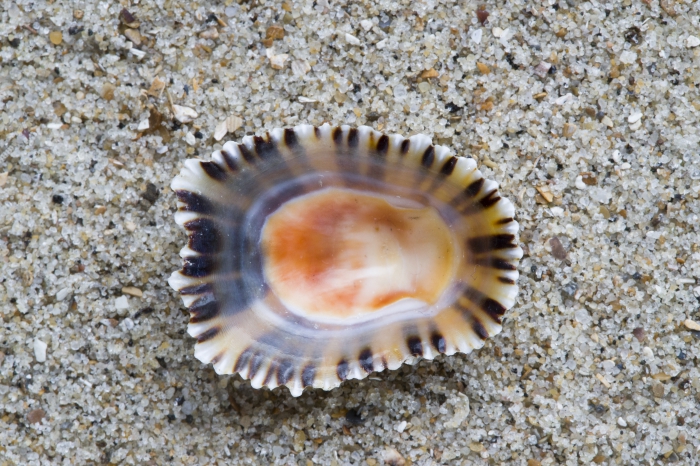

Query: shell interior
<box><xmin>169</xmin><ymin>124</ymin><xmax>522</xmax><ymax>396</ymax></box>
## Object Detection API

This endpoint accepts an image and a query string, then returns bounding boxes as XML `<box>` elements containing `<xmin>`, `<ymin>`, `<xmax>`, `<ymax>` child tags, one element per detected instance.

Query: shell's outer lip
<box><xmin>170</xmin><ymin>123</ymin><xmax>523</xmax><ymax>397</ymax></box>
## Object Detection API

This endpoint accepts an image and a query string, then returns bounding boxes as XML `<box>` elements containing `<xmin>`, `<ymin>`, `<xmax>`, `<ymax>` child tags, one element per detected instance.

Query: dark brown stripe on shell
<box><xmin>479</xmin><ymin>189</ymin><xmax>501</xmax><ymax>209</ymax></box>
<box><xmin>431</xmin><ymin>332</ymin><xmax>447</xmax><ymax>353</ymax></box>
<box><xmin>421</xmin><ymin>146</ymin><xmax>435</xmax><ymax>168</ymax></box>
<box><xmin>347</xmin><ymin>128</ymin><xmax>359</xmax><ymax>147</ymax></box>
<box><xmin>253</xmin><ymin>135</ymin><xmax>280</xmax><ymax>160</ymax></box>
<box><xmin>189</xmin><ymin>300</ymin><xmax>219</xmax><ymax>323</ymax></box>
<box><xmin>359</xmin><ymin>348</ymin><xmax>374</xmax><ymax>373</ymax></box>
<box><xmin>496</xmin><ymin>217</ymin><xmax>514</xmax><ymax>225</ymax></box>
<box><xmin>277</xmin><ymin>360</ymin><xmax>294</xmax><ymax>385</ymax></box>
<box><xmin>468</xmin><ymin>234</ymin><xmax>517</xmax><ymax>254</ymax></box>
<box><xmin>333</xmin><ymin>127</ymin><xmax>343</xmax><ymax>144</ymax></box>
<box><xmin>314</xmin><ymin>126</ymin><xmax>321</xmax><ymax>138</ymax></box>
<box><xmin>407</xmin><ymin>336</ymin><xmax>423</xmax><ymax>356</ymax></box>
<box><xmin>440</xmin><ymin>156</ymin><xmax>458</xmax><ymax>175</ymax></box>
<box><xmin>248</xmin><ymin>352</ymin><xmax>265</xmax><ymax>379</ymax></box>
<box><xmin>234</xmin><ymin>348</ymin><xmax>252</xmax><ymax>373</ymax></box>
<box><xmin>195</xmin><ymin>326</ymin><xmax>219</xmax><ymax>343</ymax></box>
<box><xmin>380</xmin><ymin>356</ymin><xmax>388</xmax><ymax>370</ymax></box>
<box><xmin>180</xmin><ymin>283</ymin><xmax>213</xmax><ymax>295</ymax></box>
<box><xmin>498</xmin><ymin>276</ymin><xmax>516</xmax><ymax>285</ymax></box>
<box><xmin>336</xmin><ymin>359</ymin><xmax>349</xmax><ymax>381</ymax></box>
<box><xmin>186</xmin><ymin>218</ymin><xmax>221</xmax><ymax>254</ymax></box>
<box><xmin>176</xmin><ymin>190</ymin><xmax>214</xmax><ymax>214</ymax></box>
<box><xmin>376</xmin><ymin>134</ymin><xmax>389</xmax><ymax>153</ymax></box>
<box><xmin>210</xmin><ymin>352</ymin><xmax>224</xmax><ymax>365</ymax></box>
<box><xmin>219</xmin><ymin>149</ymin><xmax>239</xmax><ymax>171</ymax></box>
<box><xmin>238</xmin><ymin>144</ymin><xmax>255</xmax><ymax>163</ymax></box>
<box><xmin>182</xmin><ymin>256</ymin><xmax>216</xmax><ymax>278</ymax></box>
<box><xmin>463</xmin><ymin>286</ymin><xmax>508</xmax><ymax>322</ymax></box>
<box><xmin>263</xmin><ymin>360</ymin><xmax>278</xmax><ymax>385</ymax></box>
<box><xmin>450</xmin><ymin>178</ymin><xmax>484</xmax><ymax>207</ymax></box>
<box><xmin>400</xmin><ymin>138</ymin><xmax>410</xmax><ymax>154</ymax></box>
<box><xmin>472</xmin><ymin>318</ymin><xmax>489</xmax><ymax>340</ymax></box>
<box><xmin>284</xmin><ymin>128</ymin><xmax>298</xmax><ymax>147</ymax></box>
<box><xmin>471</xmin><ymin>257</ymin><xmax>518</xmax><ymax>271</ymax></box>
<box><xmin>301</xmin><ymin>364</ymin><xmax>316</xmax><ymax>387</ymax></box>
<box><xmin>199</xmin><ymin>161</ymin><xmax>227</xmax><ymax>181</ymax></box>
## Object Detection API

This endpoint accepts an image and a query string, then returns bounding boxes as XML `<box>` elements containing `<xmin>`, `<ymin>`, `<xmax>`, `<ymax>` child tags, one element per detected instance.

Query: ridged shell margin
<box><xmin>168</xmin><ymin>123</ymin><xmax>523</xmax><ymax>396</ymax></box>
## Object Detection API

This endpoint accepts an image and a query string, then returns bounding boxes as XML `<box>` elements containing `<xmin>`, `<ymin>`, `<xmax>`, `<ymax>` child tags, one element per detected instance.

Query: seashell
<box><xmin>169</xmin><ymin>124</ymin><xmax>522</xmax><ymax>396</ymax></box>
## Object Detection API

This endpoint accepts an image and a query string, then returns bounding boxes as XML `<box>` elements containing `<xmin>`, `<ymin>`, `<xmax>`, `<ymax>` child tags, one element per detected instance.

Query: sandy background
<box><xmin>2</xmin><ymin>0</ymin><xmax>700</xmax><ymax>464</ymax></box>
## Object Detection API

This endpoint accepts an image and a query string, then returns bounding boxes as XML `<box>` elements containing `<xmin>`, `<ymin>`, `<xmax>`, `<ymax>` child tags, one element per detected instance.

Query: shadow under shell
<box><xmin>169</xmin><ymin>124</ymin><xmax>522</xmax><ymax>396</ymax></box>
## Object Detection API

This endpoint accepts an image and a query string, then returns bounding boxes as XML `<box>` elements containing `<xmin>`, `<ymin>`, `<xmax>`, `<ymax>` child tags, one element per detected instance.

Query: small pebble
<box><xmin>0</xmin><ymin>172</ymin><xmax>7</xmax><ymax>187</ymax></box>
<box><xmin>549</xmin><ymin>237</ymin><xmax>567</xmax><ymax>259</ymax></box>
<box><xmin>27</xmin><ymin>408</ymin><xmax>46</xmax><ymax>424</ymax></box>
<box><xmin>687</xmin><ymin>35</ymin><xmax>700</xmax><ymax>48</ymax></box>
<box><xmin>199</xmin><ymin>28</ymin><xmax>219</xmax><ymax>40</ymax></box>
<box><xmin>562</xmin><ymin>123</ymin><xmax>577</xmax><ymax>138</ymax></box>
<box><xmin>534</xmin><ymin>61</ymin><xmax>552</xmax><ymax>78</ymax></box>
<box><xmin>101</xmin><ymin>84</ymin><xmax>116</xmax><ymax>101</ymax></box>
<box><xmin>395</xmin><ymin>420</ymin><xmax>407</xmax><ymax>432</ymax></box>
<box><xmin>642</xmin><ymin>346</ymin><xmax>654</xmax><ymax>361</ymax></box>
<box><xmin>123</xmin><ymin>28</ymin><xmax>142</xmax><ymax>46</ymax></box>
<box><xmin>652</xmin><ymin>383</ymin><xmax>664</xmax><ymax>398</ymax></box>
<box><xmin>628</xmin><ymin>112</ymin><xmax>643</xmax><ymax>124</ymax></box>
<box><xmin>115</xmin><ymin>296</ymin><xmax>130</xmax><ymax>310</ymax></box>
<box><xmin>617</xmin><ymin>417</ymin><xmax>628</xmax><ymax>427</ymax></box>
<box><xmin>49</xmin><ymin>31</ymin><xmax>63</xmax><ymax>45</ymax></box>
<box><xmin>266</xmin><ymin>25</ymin><xmax>285</xmax><ymax>40</ymax></box>
<box><xmin>266</xmin><ymin>49</ymin><xmax>289</xmax><ymax>69</ymax></box>
<box><xmin>632</xmin><ymin>327</ymin><xmax>645</xmax><ymax>342</ymax></box>
<box><xmin>345</xmin><ymin>33</ymin><xmax>361</xmax><ymax>45</ymax></box>
<box><xmin>476</xmin><ymin>7</ymin><xmax>489</xmax><ymax>25</ymax></box>
<box><xmin>476</xmin><ymin>62</ymin><xmax>490</xmax><ymax>75</ymax></box>
<box><xmin>55</xmin><ymin>288</ymin><xmax>71</xmax><ymax>301</ymax></box>
<box><xmin>359</xmin><ymin>19</ymin><xmax>373</xmax><ymax>31</ymax></box>
<box><xmin>619</xmin><ymin>50</ymin><xmax>637</xmax><ymax>64</ymax></box>
<box><xmin>34</xmin><ymin>339</ymin><xmax>47</xmax><ymax>362</ymax></box>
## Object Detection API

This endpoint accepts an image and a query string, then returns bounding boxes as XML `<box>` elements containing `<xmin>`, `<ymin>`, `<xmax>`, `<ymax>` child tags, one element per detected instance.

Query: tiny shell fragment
<box><xmin>199</xmin><ymin>27</ymin><xmax>220</xmax><ymax>40</ymax></box>
<box><xmin>147</xmin><ymin>77</ymin><xmax>166</xmax><ymax>97</ymax></box>
<box><xmin>172</xmin><ymin>105</ymin><xmax>198</xmax><ymax>123</ymax></box>
<box><xmin>122</xmin><ymin>287</ymin><xmax>143</xmax><ymax>298</ymax></box>
<box><xmin>266</xmin><ymin>49</ymin><xmax>289</xmax><ymax>69</ymax></box>
<box><xmin>536</xmin><ymin>186</ymin><xmax>553</xmax><ymax>203</ymax></box>
<box><xmin>683</xmin><ymin>319</ymin><xmax>700</xmax><ymax>331</ymax></box>
<box><xmin>476</xmin><ymin>62</ymin><xmax>490</xmax><ymax>75</ymax></box>
<box><xmin>214</xmin><ymin>115</ymin><xmax>243</xmax><ymax>141</ymax></box>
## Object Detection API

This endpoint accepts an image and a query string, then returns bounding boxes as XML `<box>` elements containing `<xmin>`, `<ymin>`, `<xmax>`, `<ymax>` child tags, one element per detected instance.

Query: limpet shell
<box><xmin>169</xmin><ymin>124</ymin><xmax>522</xmax><ymax>396</ymax></box>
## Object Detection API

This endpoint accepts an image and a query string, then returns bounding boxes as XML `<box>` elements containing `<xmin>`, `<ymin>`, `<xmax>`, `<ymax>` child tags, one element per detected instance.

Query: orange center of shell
<box><xmin>260</xmin><ymin>187</ymin><xmax>458</xmax><ymax>321</ymax></box>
